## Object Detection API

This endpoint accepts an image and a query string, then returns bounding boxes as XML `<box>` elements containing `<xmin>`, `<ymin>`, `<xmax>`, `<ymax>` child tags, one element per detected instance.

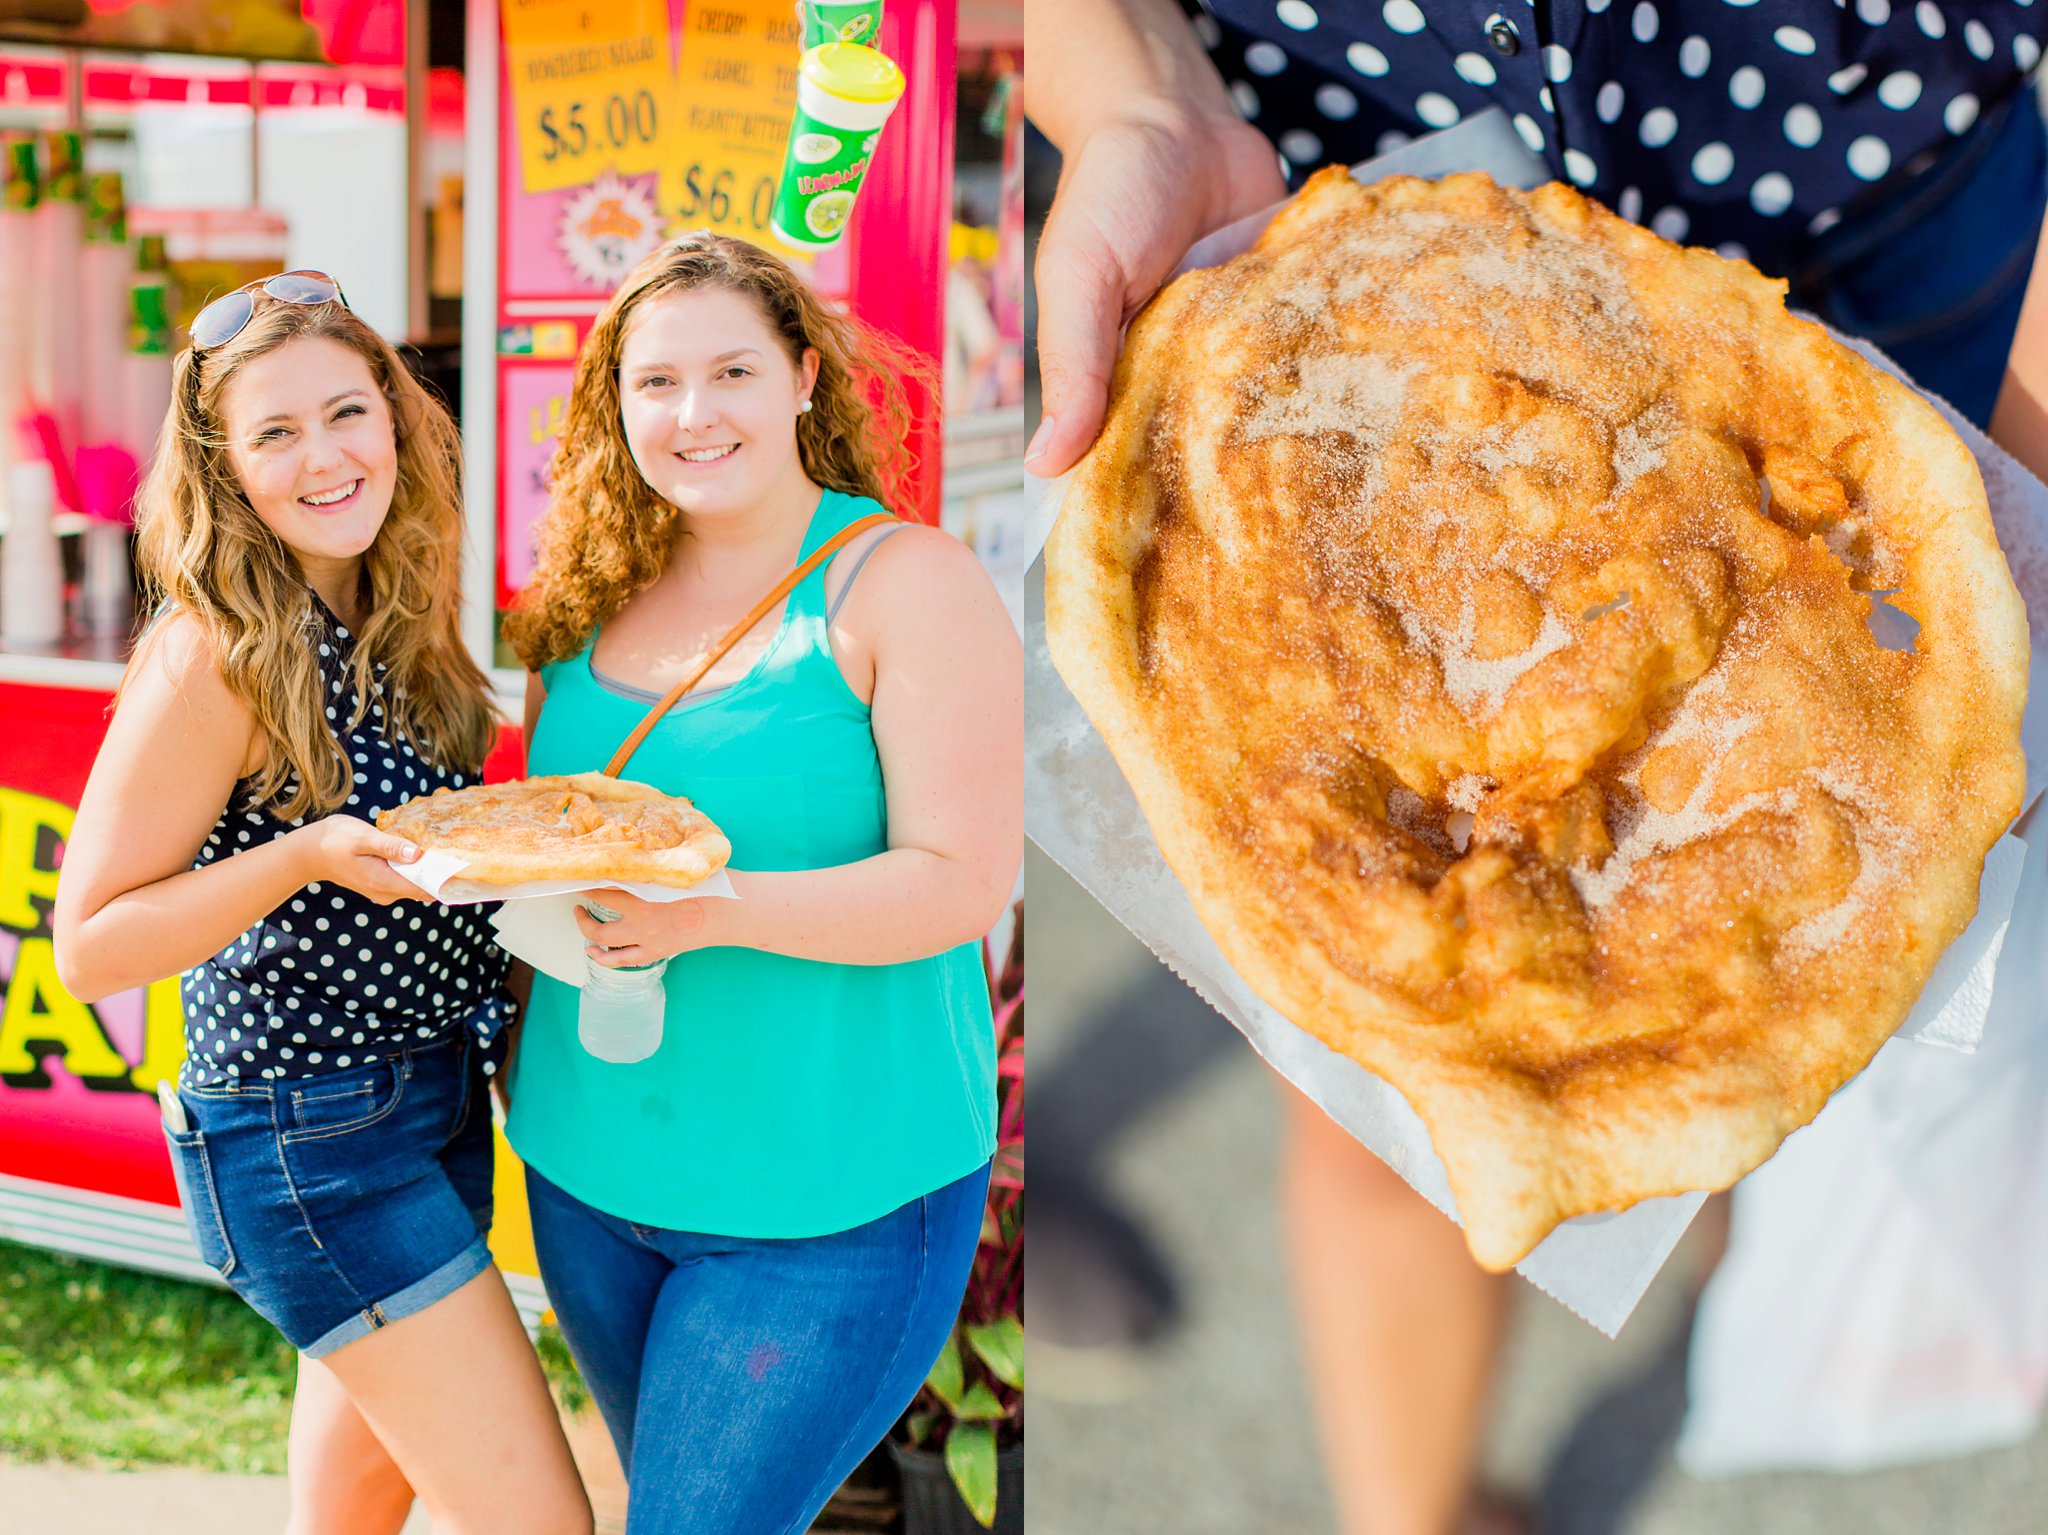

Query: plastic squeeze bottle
<box><xmin>577</xmin><ymin>899</ymin><xmax>665</xmax><ymax>1064</ymax></box>
<box><xmin>37</xmin><ymin>130</ymin><xmax>83</xmax><ymax>481</ymax></box>
<box><xmin>79</xmin><ymin>171</ymin><xmax>133</xmax><ymax>635</ymax></box>
<box><xmin>799</xmin><ymin>0</ymin><xmax>882</xmax><ymax>48</ymax></box>
<box><xmin>769</xmin><ymin>42</ymin><xmax>905</xmax><ymax>251</ymax></box>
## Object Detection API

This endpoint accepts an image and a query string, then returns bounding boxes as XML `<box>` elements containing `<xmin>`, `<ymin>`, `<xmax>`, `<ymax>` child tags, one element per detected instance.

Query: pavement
<box><xmin>1025</xmin><ymin>844</ymin><xmax>2048</xmax><ymax>1535</ymax></box>
<box><xmin>0</xmin><ymin>1400</ymin><xmax>896</xmax><ymax>1533</ymax></box>
<box><xmin>0</xmin><ymin>1400</ymin><xmax>610</xmax><ymax>1534</ymax></box>
<box><xmin>0</xmin><ymin>1462</ymin><xmax>432</xmax><ymax>1534</ymax></box>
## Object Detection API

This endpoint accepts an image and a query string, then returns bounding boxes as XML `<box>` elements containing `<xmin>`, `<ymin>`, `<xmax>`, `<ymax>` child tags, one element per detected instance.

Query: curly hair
<box><xmin>130</xmin><ymin>299</ymin><xmax>498</xmax><ymax>820</ymax></box>
<box><xmin>502</xmin><ymin>231</ymin><xmax>926</xmax><ymax>669</ymax></box>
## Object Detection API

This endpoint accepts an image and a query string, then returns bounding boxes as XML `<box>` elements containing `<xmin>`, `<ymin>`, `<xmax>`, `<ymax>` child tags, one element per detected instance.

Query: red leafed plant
<box><xmin>898</xmin><ymin>901</ymin><xmax>1023</xmax><ymax>1526</ymax></box>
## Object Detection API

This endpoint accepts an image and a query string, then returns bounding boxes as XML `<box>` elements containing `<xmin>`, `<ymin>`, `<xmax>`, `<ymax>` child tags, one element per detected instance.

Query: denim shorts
<box><xmin>1790</xmin><ymin>89</ymin><xmax>2048</xmax><ymax>428</ymax></box>
<box><xmin>164</xmin><ymin>1032</ymin><xmax>497</xmax><ymax>1357</ymax></box>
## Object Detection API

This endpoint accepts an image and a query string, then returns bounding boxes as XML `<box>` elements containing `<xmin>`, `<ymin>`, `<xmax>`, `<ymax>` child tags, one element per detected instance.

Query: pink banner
<box><xmin>497</xmin><ymin>361</ymin><xmax>577</xmax><ymax>600</ymax></box>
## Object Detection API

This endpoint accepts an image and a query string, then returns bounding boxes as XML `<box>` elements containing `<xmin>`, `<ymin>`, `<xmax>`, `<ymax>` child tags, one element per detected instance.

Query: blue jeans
<box><xmin>166</xmin><ymin>1032</ymin><xmax>497</xmax><ymax>1356</ymax></box>
<box><xmin>1790</xmin><ymin>90</ymin><xmax>2048</xmax><ymax>428</ymax></box>
<box><xmin>526</xmin><ymin>1160</ymin><xmax>992</xmax><ymax>1535</ymax></box>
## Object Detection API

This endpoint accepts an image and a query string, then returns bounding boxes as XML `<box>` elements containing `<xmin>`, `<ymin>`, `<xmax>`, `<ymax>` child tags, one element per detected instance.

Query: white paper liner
<box><xmin>388</xmin><ymin>849</ymin><xmax>737</xmax><ymax>988</ymax></box>
<box><xmin>1021</xmin><ymin>109</ymin><xmax>2048</xmax><ymax>1333</ymax></box>
<box><xmin>1677</xmin><ymin>805</ymin><xmax>2048</xmax><ymax>1476</ymax></box>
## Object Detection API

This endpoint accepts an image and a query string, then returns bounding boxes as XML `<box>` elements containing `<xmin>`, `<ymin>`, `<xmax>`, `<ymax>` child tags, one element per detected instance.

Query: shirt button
<box><xmin>1488</xmin><ymin>17</ymin><xmax>1521</xmax><ymax>55</ymax></box>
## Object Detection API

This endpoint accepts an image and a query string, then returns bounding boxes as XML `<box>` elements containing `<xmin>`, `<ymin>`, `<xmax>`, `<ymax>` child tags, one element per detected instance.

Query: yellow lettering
<box><xmin>128</xmin><ymin>975</ymin><xmax>188</xmax><ymax>1094</ymax></box>
<box><xmin>0</xmin><ymin>937</ymin><xmax>130</xmax><ymax>1080</ymax></box>
<box><xmin>527</xmin><ymin>397</ymin><xmax>566</xmax><ymax>445</ymax></box>
<box><xmin>0</xmin><ymin>786</ymin><xmax>71</xmax><ymax>932</ymax></box>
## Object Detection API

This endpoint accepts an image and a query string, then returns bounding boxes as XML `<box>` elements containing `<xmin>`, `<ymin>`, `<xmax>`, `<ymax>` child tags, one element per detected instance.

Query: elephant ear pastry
<box><xmin>378</xmin><ymin>773</ymin><xmax>730</xmax><ymax>889</ymax></box>
<box><xmin>1044</xmin><ymin>166</ymin><xmax>2028</xmax><ymax>1272</ymax></box>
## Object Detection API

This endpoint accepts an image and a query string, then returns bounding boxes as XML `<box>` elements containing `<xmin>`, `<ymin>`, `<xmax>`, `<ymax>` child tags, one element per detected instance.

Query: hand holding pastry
<box><xmin>1027</xmin><ymin>0</ymin><xmax>1286</xmax><ymax>477</ymax></box>
<box><xmin>288</xmin><ymin>815</ymin><xmax>425</xmax><ymax>906</ymax></box>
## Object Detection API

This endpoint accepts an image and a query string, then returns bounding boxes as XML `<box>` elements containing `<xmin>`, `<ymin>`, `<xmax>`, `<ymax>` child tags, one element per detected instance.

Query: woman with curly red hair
<box><xmin>501</xmin><ymin>232</ymin><xmax>1021</xmax><ymax>1532</ymax></box>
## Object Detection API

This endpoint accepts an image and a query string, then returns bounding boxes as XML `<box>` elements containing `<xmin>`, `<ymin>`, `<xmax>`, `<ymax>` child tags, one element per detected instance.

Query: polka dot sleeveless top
<box><xmin>1194</xmin><ymin>0</ymin><xmax>2045</xmax><ymax>272</ymax></box>
<box><xmin>180</xmin><ymin>597</ymin><xmax>510</xmax><ymax>1088</ymax></box>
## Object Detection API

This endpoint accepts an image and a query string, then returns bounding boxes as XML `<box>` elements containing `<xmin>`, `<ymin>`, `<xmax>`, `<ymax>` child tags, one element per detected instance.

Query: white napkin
<box><xmin>1898</xmin><ymin>833</ymin><xmax>2027</xmax><ymax>1052</ymax></box>
<box><xmin>388</xmin><ymin>850</ymin><xmax>737</xmax><ymax>988</ymax></box>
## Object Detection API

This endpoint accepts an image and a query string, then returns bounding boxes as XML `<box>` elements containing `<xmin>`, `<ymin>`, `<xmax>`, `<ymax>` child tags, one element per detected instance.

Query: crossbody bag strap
<box><xmin>600</xmin><ymin>510</ymin><xmax>899</xmax><ymax>779</ymax></box>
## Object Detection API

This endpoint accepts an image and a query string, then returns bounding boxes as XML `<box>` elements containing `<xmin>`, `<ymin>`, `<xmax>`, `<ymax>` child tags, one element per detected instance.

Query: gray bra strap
<box><xmin>825</xmin><ymin>523</ymin><xmax>907</xmax><ymax>625</ymax></box>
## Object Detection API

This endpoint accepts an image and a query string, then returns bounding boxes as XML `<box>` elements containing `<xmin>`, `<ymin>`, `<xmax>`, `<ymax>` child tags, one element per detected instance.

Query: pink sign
<box><xmin>497</xmin><ymin>362</ymin><xmax>576</xmax><ymax>601</ymax></box>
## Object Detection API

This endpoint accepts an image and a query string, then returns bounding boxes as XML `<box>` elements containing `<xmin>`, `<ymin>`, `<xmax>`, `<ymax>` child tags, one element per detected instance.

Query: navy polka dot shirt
<box><xmin>1193</xmin><ymin>0</ymin><xmax>2047</xmax><ymax>271</ymax></box>
<box><xmin>180</xmin><ymin>597</ymin><xmax>510</xmax><ymax>1087</ymax></box>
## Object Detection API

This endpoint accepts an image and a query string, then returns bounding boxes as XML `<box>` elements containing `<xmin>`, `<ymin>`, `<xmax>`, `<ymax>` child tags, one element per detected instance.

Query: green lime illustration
<box><xmin>806</xmin><ymin>190</ymin><xmax>856</xmax><ymax>238</ymax></box>
<box><xmin>838</xmin><ymin>13</ymin><xmax>872</xmax><ymax>40</ymax></box>
<box><xmin>796</xmin><ymin>132</ymin><xmax>839</xmax><ymax>164</ymax></box>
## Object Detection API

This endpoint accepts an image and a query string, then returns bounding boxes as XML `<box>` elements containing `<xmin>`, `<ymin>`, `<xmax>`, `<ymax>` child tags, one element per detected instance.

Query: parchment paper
<box><xmin>388</xmin><ymin>850</ymin><xmax>736</xmax><ymax>988</ymax></box>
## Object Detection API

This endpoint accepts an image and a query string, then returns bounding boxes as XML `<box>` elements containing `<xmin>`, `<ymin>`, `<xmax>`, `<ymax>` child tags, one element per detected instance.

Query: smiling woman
<box><xmin>616</xmin><ymin>289</ymin><xmax>820</xmax><ymax>519</ymax></box>
<box><xmin>218</xmin><ymin>349</ymin><xmax>400</xmax><ymax>599</ymax></box>
<box><xmin>497</xmin><ymin>232</ymin><xmax>1023</xmax><ymax>1535</ymax></box>
<box><xmin>50</xmin><ymin>285</ymin><xmax>592</xmax><ymax>1535</ymax></box>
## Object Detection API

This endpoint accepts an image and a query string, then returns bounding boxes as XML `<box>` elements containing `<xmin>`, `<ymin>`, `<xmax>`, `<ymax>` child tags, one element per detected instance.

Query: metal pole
<box><xmin>461</xmin><ymin>0</ymin><xmax>502</xmax><ymax>680</ymax></box>
<box><xmin>405</xmin><ymin>0</ymin><xmax>428</xmax><ymax>341</ymax></box>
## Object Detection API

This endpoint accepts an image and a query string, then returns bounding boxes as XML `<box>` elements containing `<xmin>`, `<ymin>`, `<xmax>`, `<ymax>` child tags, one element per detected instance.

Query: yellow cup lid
<box><xmin>802</xmin><ymin>42</ymin><xmax>906</xmax><ymax>104</ymax></box>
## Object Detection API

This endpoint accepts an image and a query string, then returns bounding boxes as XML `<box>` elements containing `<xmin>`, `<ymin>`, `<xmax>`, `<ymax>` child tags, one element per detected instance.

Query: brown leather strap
<box><xmin>600</xmin><ymin>511</ymin><xmax>899</xmax><ymax>780</ymax></box>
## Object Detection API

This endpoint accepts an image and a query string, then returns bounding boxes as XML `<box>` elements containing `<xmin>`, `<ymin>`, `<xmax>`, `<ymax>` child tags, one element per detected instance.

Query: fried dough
<box><xmin>1045</xmin><ymin>168</ymin><xmax>2028</xmax><ymax>1270</ymax></box>
<box><xmin>378</xmin><ymin>773</ymin><xmax>731</xmax><ymax>889</ymax></box>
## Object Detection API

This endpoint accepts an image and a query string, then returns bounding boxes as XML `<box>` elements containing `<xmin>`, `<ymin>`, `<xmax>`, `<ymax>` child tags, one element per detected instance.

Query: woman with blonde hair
<box><xmin>503</xmin><ymin>231</ymin><xmax>1021</xmax><ymax>1531</ymax></box>
<box><xmin>53</xmin><ymin>274</ymin><xmax>590</xmax><ymax>1535</ymax></box>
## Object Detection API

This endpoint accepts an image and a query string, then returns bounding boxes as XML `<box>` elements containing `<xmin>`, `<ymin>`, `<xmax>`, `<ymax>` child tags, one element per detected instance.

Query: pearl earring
<box><xmin>798</xmin><ymin>398</ymin><xmax>813</xmax><ymax>414</ymax></box>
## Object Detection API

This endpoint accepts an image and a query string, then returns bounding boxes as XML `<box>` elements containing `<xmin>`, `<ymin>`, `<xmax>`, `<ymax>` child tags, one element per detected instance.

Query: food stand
<box><xmin>0</xmin><ymin>0</ymin><xmax>1021</xmax><ymax>1327</ymax></box>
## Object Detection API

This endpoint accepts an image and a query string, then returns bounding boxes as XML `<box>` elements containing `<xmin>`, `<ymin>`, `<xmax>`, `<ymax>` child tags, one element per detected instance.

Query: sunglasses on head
<box><xmin>190</xmin><ymin>269</ymin><xmax>349</xmax><ymax>352</ymax></box>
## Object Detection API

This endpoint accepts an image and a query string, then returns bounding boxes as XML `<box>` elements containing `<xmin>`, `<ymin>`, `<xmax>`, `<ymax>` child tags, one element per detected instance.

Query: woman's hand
<box><xmin>1026</xmin><ymin>0</ymin><xmax>1287</xmax><ymax>477</ymax></box>
<box><xmin>1031</xmin><ymin>107</ymin><xmax>1286</xmax><ymax>477</ymax></box>
<box><xmin>574</xmin><ymin>889</ymin><xmax>722</xmax><ymax>969</ymax></box>
<box><xmin>287</xmin><ymin>816</ymin><xmax>427</xmax><ymax>905</ymax></box>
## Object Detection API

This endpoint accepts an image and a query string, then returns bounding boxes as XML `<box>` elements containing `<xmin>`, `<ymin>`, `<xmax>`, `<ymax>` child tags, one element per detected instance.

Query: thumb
<box><xmin>1030</xmin><ymin>220</ymin><xmax>1129</xmax><ymax>479</ymax></box>
<box><xmin>384</xmin><ymin>837</ymin><xmax>423</xmax><ymax>864</ymax></box>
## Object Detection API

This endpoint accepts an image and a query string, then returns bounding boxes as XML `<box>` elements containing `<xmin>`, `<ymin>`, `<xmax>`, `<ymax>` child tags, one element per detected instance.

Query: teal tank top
<box><xmin>507</xmin><ymin>491</ymin><xmax>997</xmax><ymax>1236</ymax></box>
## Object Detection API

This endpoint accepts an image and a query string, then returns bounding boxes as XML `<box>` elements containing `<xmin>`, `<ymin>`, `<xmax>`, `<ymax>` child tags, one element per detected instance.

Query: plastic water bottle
<box><xmin>577</xmin><ymin>900</ymin><xmax>666</xmax><ymax>1064</ymax></box>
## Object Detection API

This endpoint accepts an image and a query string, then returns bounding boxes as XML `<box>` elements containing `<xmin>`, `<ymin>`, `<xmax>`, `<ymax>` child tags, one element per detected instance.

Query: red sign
<box><xmin>0</xmin><ymin>681</ymin><xmax>525</xmax><ymax>1209</ymax></box>
<box><xmin>0</xmin><ymin>681</ymin><xmax>180</xmax><ymax>1206</ymax></box>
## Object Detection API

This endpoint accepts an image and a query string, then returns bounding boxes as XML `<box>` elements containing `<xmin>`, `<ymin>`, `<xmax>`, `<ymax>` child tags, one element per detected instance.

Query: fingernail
<box><xmin>1024</xmin><ymin>415</ymin><xmax>1056</xmax><ymax>465</ymax></box>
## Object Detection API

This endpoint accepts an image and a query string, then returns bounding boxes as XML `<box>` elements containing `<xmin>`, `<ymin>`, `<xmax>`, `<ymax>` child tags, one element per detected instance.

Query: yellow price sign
<box><xmin>661</xmin><ymin>0</ymin><xmax>804</xmax><ymax>246</ymax></box>
<box><xmin>502</xmin><ymin>0</ymin><xmax>672</xmax><ymax>196</ymax></box>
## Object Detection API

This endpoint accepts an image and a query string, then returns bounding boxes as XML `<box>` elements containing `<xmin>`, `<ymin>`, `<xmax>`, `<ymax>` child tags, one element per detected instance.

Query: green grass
<box><xmin>0</xmin><ymin>1240</ymin><xmax>297</xmax><ymax>1471</ymax></box>
<box><xmin>536</xmin><ymin>1321</ymin><xmax>590</xmax><ymax>1414</ymax></box>
<box><xmin>0</xmin><ymin>1239</ymin><xmax>592</xmax><ymax>1471</ymax></box>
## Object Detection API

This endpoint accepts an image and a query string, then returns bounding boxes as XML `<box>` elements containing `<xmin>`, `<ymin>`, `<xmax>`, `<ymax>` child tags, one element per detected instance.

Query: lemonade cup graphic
<box><xmin>799</xmin><ymin>0</ymin><xmax>883</xmax><ymax>49</ymax></box>
<box><xmin>770</xmin><ymin>42</ymin><xmax>906</xmax><ymax>252</ymax></box>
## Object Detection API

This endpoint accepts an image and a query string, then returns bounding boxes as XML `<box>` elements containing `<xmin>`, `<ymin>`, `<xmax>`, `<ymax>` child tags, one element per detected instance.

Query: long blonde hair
<box><xmin>131</xmin><ymin>299</ymin><xmax>497</xmax><ymax>820</ymax></box>
<box><xmin>503</xmin><ymin>232</ymin><xmax>926</xmax><ymax>669</ymax></box>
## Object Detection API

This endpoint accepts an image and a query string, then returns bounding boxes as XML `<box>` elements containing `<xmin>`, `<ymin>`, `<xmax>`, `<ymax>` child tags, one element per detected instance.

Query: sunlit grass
<box><xmin>0</xmin><ymin>1240</ymin><xmax>590</xmax><ymax>1469</ymax></box>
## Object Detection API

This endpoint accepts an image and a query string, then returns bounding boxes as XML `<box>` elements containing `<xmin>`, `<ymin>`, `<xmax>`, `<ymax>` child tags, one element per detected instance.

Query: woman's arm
<box><xmin>53</xmin><ymin>613</ymin><xmax>426</xmax><ymax>1003</ymax></box>
<box><xmin>575</xmin><ymin>528</ymin><xmax>1023</xmax><ymax>968</ymax></box>
<box><xmin>1990</xmin><ymin>213</ymin><xmax>2048</xmax><ymax>486</ymax></box>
